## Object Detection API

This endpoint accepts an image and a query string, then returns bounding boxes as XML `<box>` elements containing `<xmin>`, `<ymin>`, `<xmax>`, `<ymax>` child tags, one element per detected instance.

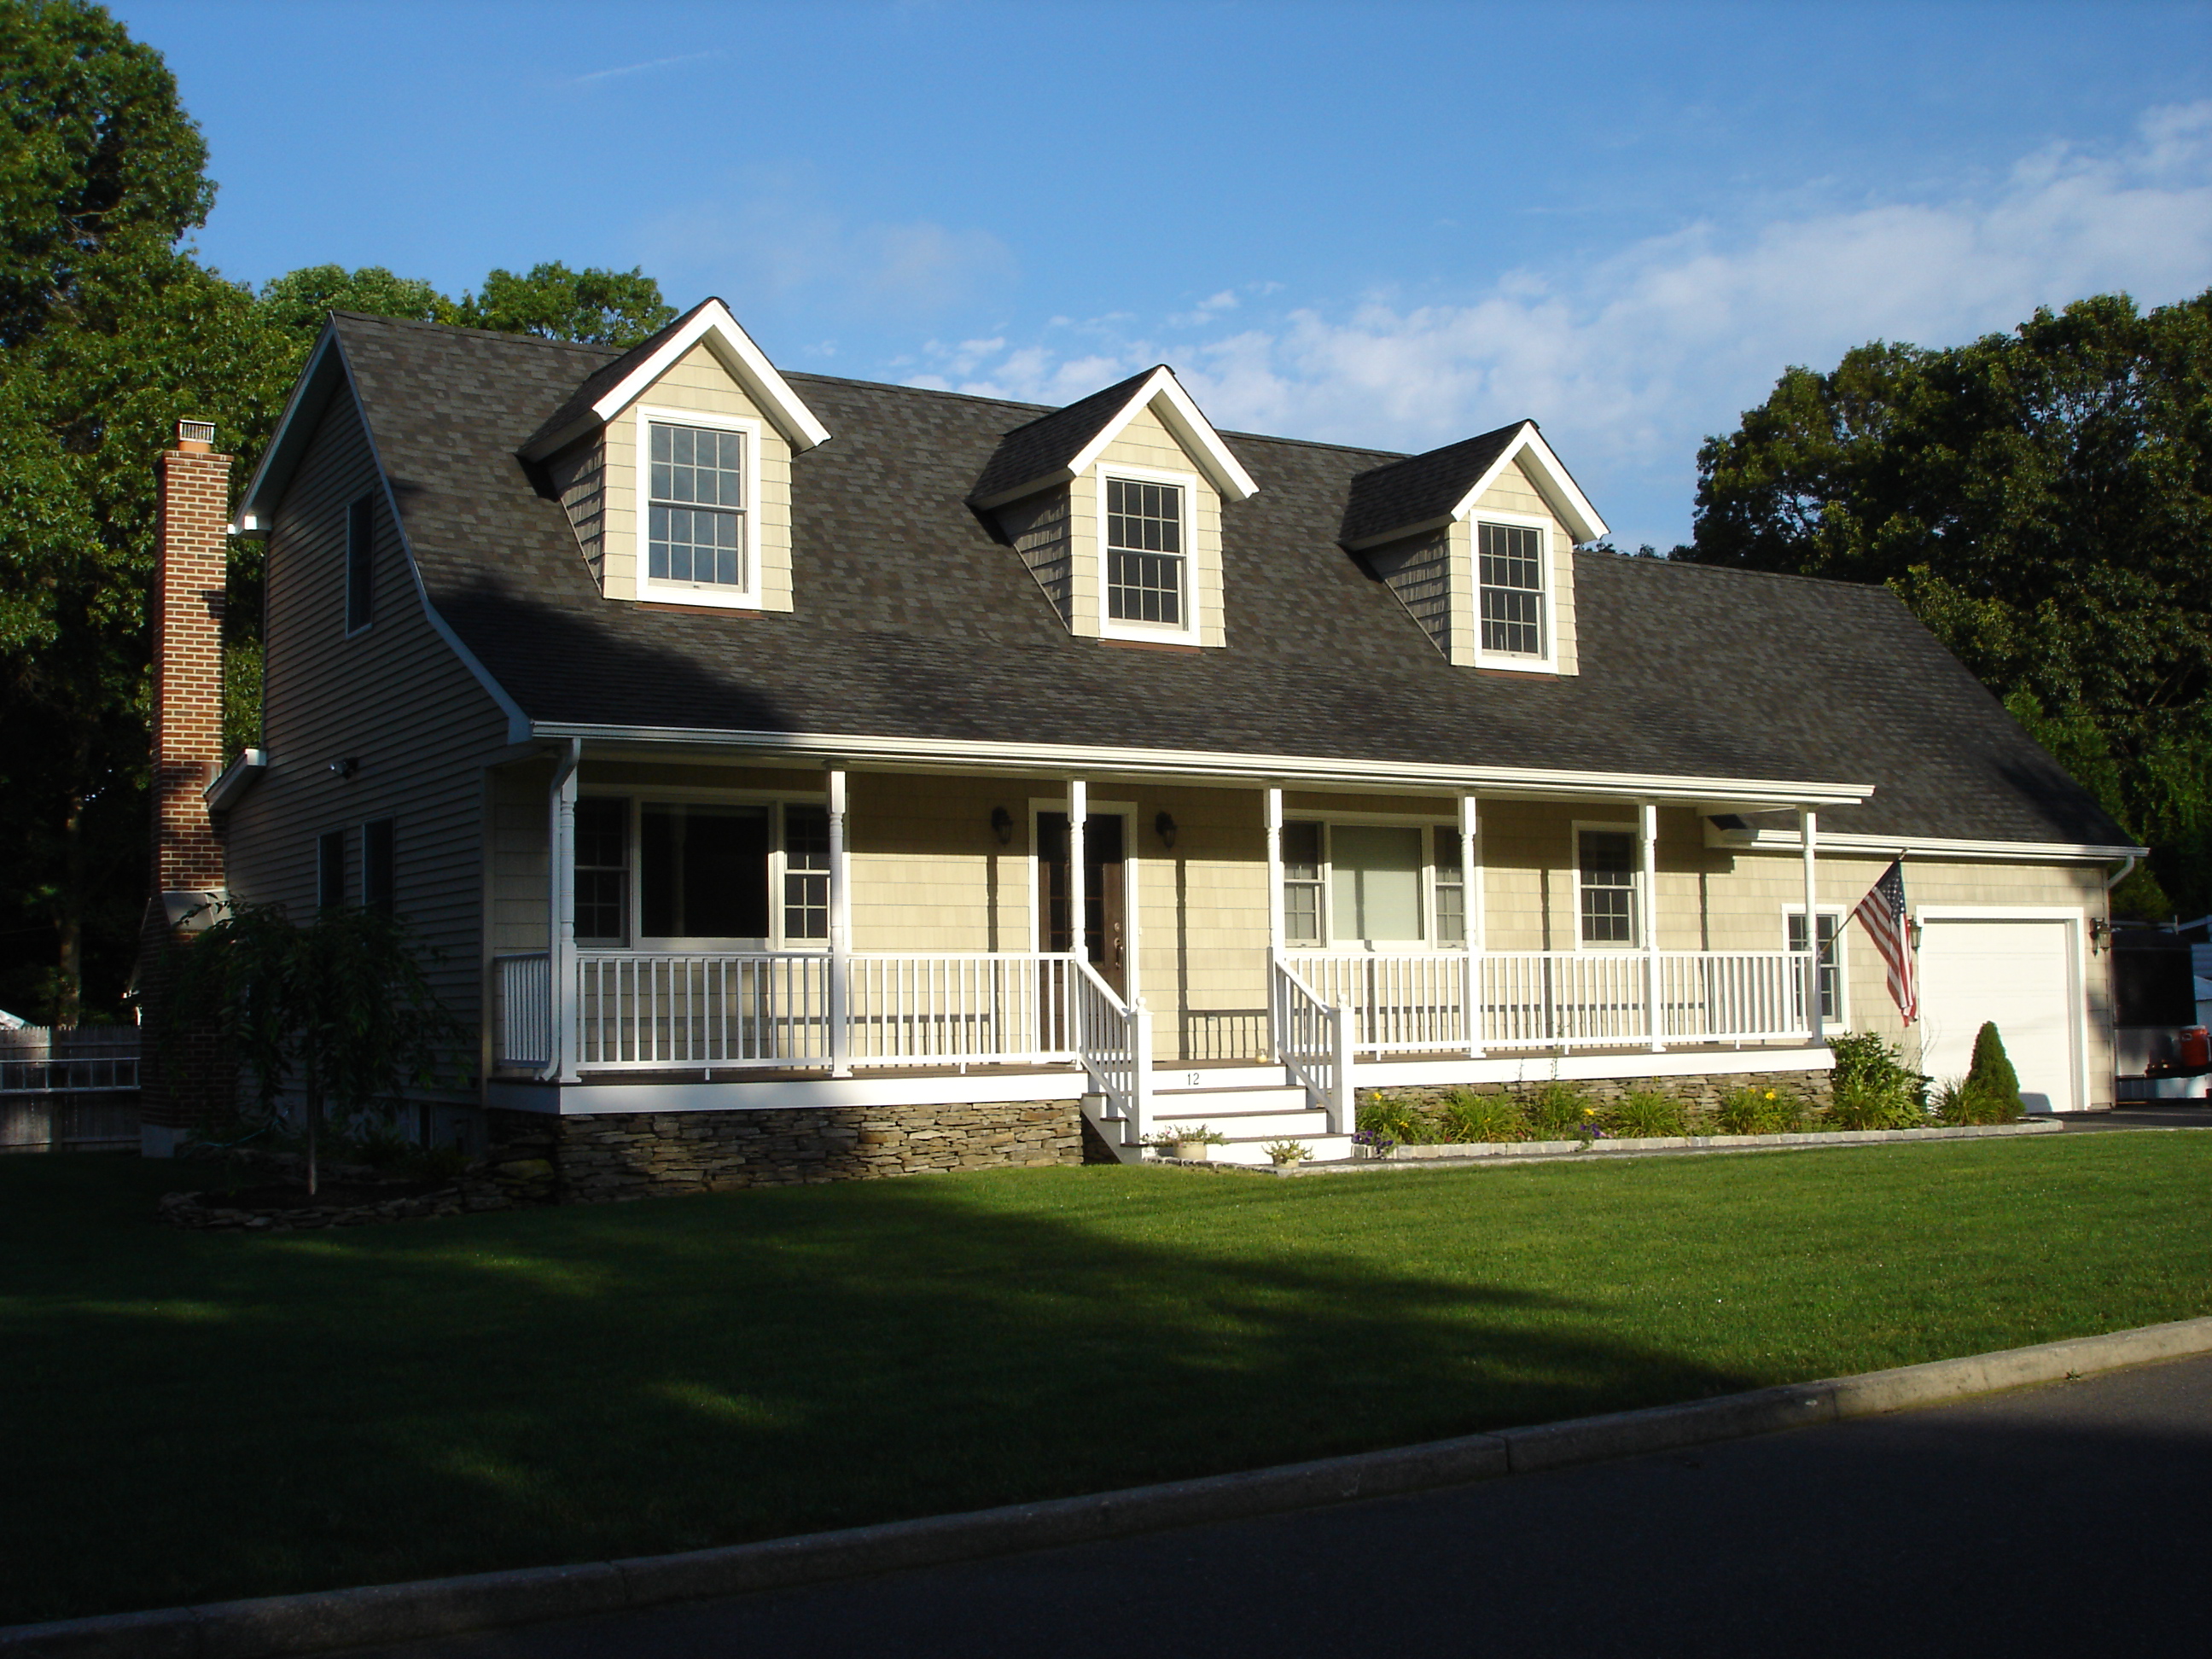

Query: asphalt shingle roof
<box><xmin>1339</xmin><ymin>422</ymin><xmax>1525</xmax><ymax>546</ymax></box>
<box><xmin>966</xmin><ymin>364</ymin><xmax>1161</xmax><ymax>504</ymax></box>
<box><xmin>326</xmin><ymin>311</ymin><xmax>2128</xmax><ymax>848</ymax></box>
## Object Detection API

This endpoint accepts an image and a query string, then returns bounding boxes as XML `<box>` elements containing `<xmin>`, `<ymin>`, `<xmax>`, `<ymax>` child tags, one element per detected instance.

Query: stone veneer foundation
<box><xmin>486</xmin><ymin>1097</ymin><xmax>1085</xmax><ymax>1201</ymax></box>
<box><xmin>1363</xmin><ymin>1068</ymin><xmax>1834</xmax><ymax>1115</ymax></box>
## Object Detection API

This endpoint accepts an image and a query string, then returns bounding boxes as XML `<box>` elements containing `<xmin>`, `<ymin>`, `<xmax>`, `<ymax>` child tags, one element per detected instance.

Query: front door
<box><xmin>1039</xmin><ymin>812</ymin><xmax>1126</xmax><ymax>993</ymax></box>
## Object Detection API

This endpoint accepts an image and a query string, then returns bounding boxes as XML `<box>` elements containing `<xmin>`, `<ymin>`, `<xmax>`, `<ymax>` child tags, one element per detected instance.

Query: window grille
<box><xmin>649</xmin><ymin>423</ymin><xmax>745</xmax><ymax>587</ymax></box>
<box><xmin>574</xmin><ymin>797</ymin><xmax>630</xmax><ymax>945</ymax></box>
<box><xmin>783</xmin><ymin>805</ymin><xmax>830</xmax><ymax>941</ymax></box>
<box><xmin>1281</xmin><ymin>822</ymin><xmax>1324</xmax><ymax>946</ymax></box>
<box><xmin>1578</xmin><ymin>829</ymin><xmax>1636</xmax><ymax>945</ymax></box>
<box><xmin>1478</xmin><ymin>521</ymin><xmax>1544</xmax><ymax>655</ymax></box>
<box><xmin>1787</xmin><ymin>911</ymin><xmax>1842</xmax><ymax>1021</ymax></box>
<box><xmin>1434</xmin><ymin>826</ymin><xmax>1466</xmax><ymax>946</ymax></box>
<box><xmin>1106</xmin><ymin>477</ymin><xmax>1184</xmax><ymax>626</ymax></box>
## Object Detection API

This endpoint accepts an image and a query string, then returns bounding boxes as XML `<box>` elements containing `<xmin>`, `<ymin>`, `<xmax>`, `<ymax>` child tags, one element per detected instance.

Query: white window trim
<box><xmin>1573</xmin><ymin>818</ymin><xmax>1640</xmax><ymax>951</ymax></box>
<box><xmin>1284</xmin><ymin>811</ymin><xmax>1458</xmax><ymax>952</ymax></box>
<box><xmin>634</xmin><ymin>405</ymin><xmax>765</xmax><ymax>612</ymax></box>
<box><xmin>1471</xmin><ymin>509</ymin><xmax>1559</xmax><ymax>673</ymax></box>
<box><xmin>578</xmin><ymin>787</ymin><xmax>828</xmax><ymax>952</ymax></box>
<box><xmin>1096</xmin><ymin>463</ymin><xmax>1202</xmax><ymax>645</ymax></box>
<box><xmin>1783</xmin><ymin>903</ymin><xmax>1850</xmax><ymax>1027</ymax></box>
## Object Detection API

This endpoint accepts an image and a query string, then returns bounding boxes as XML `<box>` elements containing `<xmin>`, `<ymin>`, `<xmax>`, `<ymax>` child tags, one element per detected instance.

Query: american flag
<box><xmin>1853</xmin><ymin>859</ymin><xmax>1917</xmax><ymax>1022</ymax></box>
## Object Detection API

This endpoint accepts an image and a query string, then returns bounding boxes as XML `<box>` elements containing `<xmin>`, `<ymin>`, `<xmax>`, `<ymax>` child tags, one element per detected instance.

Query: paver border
<box><xmin>7</xmin><ymin>1314</ymin><xmax>2209</xmax><ymax>1658</ymax></box>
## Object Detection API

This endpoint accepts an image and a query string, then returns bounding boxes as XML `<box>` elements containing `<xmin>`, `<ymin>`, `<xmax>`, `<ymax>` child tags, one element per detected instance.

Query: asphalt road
<box><xmin>349</xmin><ymin>1353</ymin><xmax>2212</xmax><ymax>1659</ymax></box>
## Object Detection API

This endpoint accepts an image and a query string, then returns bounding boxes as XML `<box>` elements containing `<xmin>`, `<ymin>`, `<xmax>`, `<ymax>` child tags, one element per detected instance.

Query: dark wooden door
<box><xmin>1039</xmin><ymin>812</ymin><xmax>1126</xmax><ymax>993</ymax></box>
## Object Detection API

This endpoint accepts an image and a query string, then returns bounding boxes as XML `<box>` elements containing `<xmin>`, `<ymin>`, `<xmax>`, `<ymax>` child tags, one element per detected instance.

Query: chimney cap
<box><xmin>176</xmin><ymin>419</ymin><xmax>215</xmax><ymax>451</ymax></box>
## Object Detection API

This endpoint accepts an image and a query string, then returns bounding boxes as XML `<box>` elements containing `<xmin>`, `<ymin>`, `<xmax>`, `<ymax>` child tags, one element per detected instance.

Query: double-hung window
<box><xmin>647</xmin><ymin>418</ymin><xmax>747</xmax><ymax>592</ymax></box>
<box><xmin>1280</xmin><ymin>821</ymin><xmax>1452</xmax><ymax>948</ymax></box>
<box><xmin>1786</xmin><ymin>911</ymin><xmax>1844</xmax><ymax>1022</ymax></box>
<box><xmin>1105</xmin><ymin>476</ymin><xmax>1185</xmax><ymax>628</ymax></box>
<box><xmin>1477</xmin><ymin>521</ymin><xmax>1545</xmax><ymax>657</ymax></box>
<box><xmin>1577</xmin><ymin>829</ymin><xmax>1637</xmax><ymax>946</ymax></box>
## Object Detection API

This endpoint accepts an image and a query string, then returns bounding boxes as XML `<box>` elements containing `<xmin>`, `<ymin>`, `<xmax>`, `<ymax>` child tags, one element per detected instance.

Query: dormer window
<box><xmin>1478</xmin><ymin>521</ymin><xmax>1545</xmax><ymax>656</ymax></box>
<box><xmin>637</xmin><ymin>406</ymin><xmax>761</xmax><ymax>608</ymax></box>
<box><xmin>649</xmin><ymin>421</ymin><xmax>745</xmax><ymax>589</ymax></box>
<box><xmin>1106</xmin><ymin>476</ymin><xmax>1185</xmax><ymax>627</ymax></box>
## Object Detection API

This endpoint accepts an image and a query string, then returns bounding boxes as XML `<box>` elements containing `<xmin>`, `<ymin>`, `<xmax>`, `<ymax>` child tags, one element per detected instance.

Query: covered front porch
<box><xmin>486</xmin><ymin>748</ymin><xmax>1851</xmax><ymax>1162</ymax></box>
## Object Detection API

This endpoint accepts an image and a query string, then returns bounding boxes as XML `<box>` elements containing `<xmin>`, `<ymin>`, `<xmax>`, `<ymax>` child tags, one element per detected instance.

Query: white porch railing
<box><xmin>1281</xmin><ymin>949</ymin><xmax>1814</xmax><ymax>1054</ymax></box>
<box><xmin>846</xmin><ymin>953</ymin><xmax>1077</xmax><ymax>1066</ymax></box>
<box><xmin>1271</xmin><ymin>956</ymin><xmax>1355</xmax><ymax>1132</ymax></box>
<box><xmin>492</xmin><ymin>953</ymin><xmax>553</xmax><ymax>1070</ymax></box>
<box><xmin>1070</xmin><ymin>958</ymin><xmax>1150</xmax><ymax>1144</ymax></box>
<box><xmin>577</xmin><ymin>952</ymin><xmax>833</xmax><ymax>1069</ymax></box>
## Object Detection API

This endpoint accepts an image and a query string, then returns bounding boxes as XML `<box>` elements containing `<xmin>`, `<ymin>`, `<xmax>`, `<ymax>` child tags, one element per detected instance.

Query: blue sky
<box><xmin>116</xmin><ymin>1</ymin><xmax>2212</xmax><ymax>550</ymax></box>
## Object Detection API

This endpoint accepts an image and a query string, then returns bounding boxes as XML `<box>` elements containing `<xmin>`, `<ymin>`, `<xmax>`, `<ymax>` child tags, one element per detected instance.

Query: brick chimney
<box><xmin>140</xmin><ymin>419</ymin><xmax>233</xmax><ymax>1155</ymax></box>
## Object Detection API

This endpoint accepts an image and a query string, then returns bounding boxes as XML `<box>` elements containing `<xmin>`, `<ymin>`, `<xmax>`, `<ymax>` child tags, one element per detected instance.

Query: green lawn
<box><xmin>4</xmin><ymin>1134</ymin><xmax>2209</xmax><ymax>1625</ymax></box>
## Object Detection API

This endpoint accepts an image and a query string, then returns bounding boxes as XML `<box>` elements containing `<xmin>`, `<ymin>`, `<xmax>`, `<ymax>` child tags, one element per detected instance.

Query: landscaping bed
<box><xmin>4</xmin><ymin>1133</ymin><xmax>2208</xmax><ymax>1627</ymax></box>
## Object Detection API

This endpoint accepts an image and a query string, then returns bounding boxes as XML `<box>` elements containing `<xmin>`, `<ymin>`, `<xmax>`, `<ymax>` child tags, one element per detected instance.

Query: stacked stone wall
<box><xmin>486</xmin><ymin>1097</ymin><xmax>1084</xmax><ymax>1201</ymax></box>
<box><xmin>1365</xmin><ymin>1068</ymin><xmax>1833</xmax><ymax>1115</ymax></box>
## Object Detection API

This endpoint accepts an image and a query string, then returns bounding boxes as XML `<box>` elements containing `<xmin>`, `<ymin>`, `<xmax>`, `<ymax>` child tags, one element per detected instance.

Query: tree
<box><xmin>1679</xmin><ymin>290</ymin><xmax>2212</xmax><ymax>916</ymax></box>
<box><xmin>158</xmin><ymin>899</ymin><xmax>460</xmax><ymax>1193</ymax></box>
<box><xmin>455</xmin><ymin>261</ymin><xmax>674</xmax><ymax>346</ymax></box>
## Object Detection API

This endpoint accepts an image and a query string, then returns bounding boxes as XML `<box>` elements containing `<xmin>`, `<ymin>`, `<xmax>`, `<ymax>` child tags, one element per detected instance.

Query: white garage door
<box><xmin>1918</xmin><ymin>918</ymin><xmax>2081</xmax><ymax>1113</ymax></box>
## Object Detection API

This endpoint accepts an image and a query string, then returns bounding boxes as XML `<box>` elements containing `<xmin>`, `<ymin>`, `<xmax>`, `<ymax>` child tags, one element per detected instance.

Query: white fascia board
<box><xmin>528</xmin><ymin>719</ymin><xmax>1872</xmax><ymax>807</ymax></box>
<box><xmin>204</xmin><ymin>748</ymin><xmax>267</xmax><ymax>810</ymax></box>
<box><xmin>233</xmin><ymin>325</ymin><xmax>345</xmax><ymax>537</ymax></box>
<box><xmin>1452</xmin><ymin>424</ymin><xmax>1608</xmax><ymax>544</ymax></box>
<box><xmin>1066</xmin><ymin>368</ymin><xmax>1260</xmax><ymax>504</ymax></box>
<box><xmin>540</xmin><ymin>300</ymin><xmax>830</xmax><ymax>458</ymax></box>
<box><xmin>1717</xmin><ymin>824</ymin><xmax>2148</xmax><ymax>864</ymax></box>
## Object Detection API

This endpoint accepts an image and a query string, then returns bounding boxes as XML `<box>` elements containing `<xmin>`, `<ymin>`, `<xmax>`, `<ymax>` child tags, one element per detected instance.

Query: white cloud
<box><xmin>913</xmin><ymin>103</ymin><xmax>2212</xmax><ymax>548</ymax></box>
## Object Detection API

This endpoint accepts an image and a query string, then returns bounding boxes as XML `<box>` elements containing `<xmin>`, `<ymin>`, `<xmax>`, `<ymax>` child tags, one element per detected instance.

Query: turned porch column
<box><xmin>1067</xmin><ymin>778</ymin><xmax>1087</xmax><ymax>969</ymax></box>
<box><xmin>1641</xmin><ymin>801</ymin><xmax>1662</xmax><ymax>1052</ymax></box>
<box><xmin>547</xmin><ymin>738</ymin><xmax>581</xmax><ymax>1083</ymax></box>
<box><xmin>1264</xmin><ymin>786</ymin><xmax>1284</xmax><ymax>1053</ymax></box>
<box><xmin>1799</xmin><ymin>806</ymin><xmax>1822</xmax><ymax>1043</ymax></box>
<box><xmin>1460</xmin><ymin>794</ymin><xmax>1483</xmax><ymax>1057</ymax></box>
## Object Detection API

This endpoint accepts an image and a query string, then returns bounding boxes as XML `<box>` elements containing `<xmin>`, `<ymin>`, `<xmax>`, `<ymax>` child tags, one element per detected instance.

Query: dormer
<box><xmin>521</xmin><ymin>299</ymin><xmax>830</xmax><ymax>613</ymax></box>
<box><xmin>971</xmin><ymin>366</ymin><xmax>1257</xmax><ymax>649</ymax></box>
<box><xmin>1342</xmin><ymin>422</ymin><xmax>1604</xmax><ymax>675</ymax></box>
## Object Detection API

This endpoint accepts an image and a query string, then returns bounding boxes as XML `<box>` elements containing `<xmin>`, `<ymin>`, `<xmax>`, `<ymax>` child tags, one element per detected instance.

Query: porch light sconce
<box><xmin>990</xmin><ymin>806</ymin><xmax>1015</xmax><ymax>847</ymax></box>
<box><xmin>1155</xmin><ymin>811</ymin><xmax>1178</xmax><ymax>850</ymax></box>
<box><xmin>2089</xmin><ymin>917</ymin><xmax>2110</xmax><ymax>955</ymax></box>
<box><xmin>1906</xmin><ymin>917</ymin><xmax>1923</xmax><ymax>952</ymax></box>
<box><xmin>328</xmin><ymin>757</ymin><xmax>360</xmax><ymax>781</ymax></box>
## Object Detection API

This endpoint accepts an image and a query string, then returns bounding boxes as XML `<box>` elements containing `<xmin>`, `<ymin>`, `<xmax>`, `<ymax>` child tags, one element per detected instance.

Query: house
<box><xmin>139</xmin><ymin>300</ymin><xmax>2141</xmax><ymax>1187</ymax></box>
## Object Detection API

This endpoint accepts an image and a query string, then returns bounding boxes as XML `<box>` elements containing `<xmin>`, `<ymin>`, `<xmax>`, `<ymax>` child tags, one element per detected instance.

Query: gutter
<box><xmin>203</xmin><ymin>748</ymin><xmax>267</xmax><ymax>811</ymax></box>
<box><xmin>527</xmin><ymin>721</ymin><xmax>1875</xmax><ymax>810</ymax></box>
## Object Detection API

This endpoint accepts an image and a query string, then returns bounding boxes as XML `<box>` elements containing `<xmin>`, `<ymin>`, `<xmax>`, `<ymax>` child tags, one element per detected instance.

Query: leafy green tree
<box><xmin>159</xmin><ymin>899</ymin><xmax>460</xmax><ymax>1193</ymax></box>
<box><xmin>254</xmin><ymin>263</ymin><xmax>456</xmax><ymax>351</ymax></box>
<box><xmin>457</xmin><ymin>261</ymin><xmax>675</xmax><ymax>346</ymax></box>
<box><xmin>1680</xmin><ymin>290</ymin><xmax>2212</xmax><ymax>915</ymax></box>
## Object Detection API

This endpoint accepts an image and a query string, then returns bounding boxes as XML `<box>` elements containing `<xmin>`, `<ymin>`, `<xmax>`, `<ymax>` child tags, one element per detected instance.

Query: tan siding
<box><xmin>218</xmin><ymin>391</ymin><xmax>511</xmax><ymax>1086</ymax></box>
<box><xmin>601</xmin><ymin>342</ymin><xmax>795</xmax><ymax>610</ymax></box>
<box><xmin>1365</xmin><ymin>527</ymin><xmax>1454</xmax><ymax>659</ymax></box>
<box><xmin>1074</xmin><ymin>401</ymin><xmax>1226</xmax><ymax>648</ymax></box>
<box><xmin>544</xmin><ymin>435</ymin><xmax>604</xmax><ymax>585</ymax></box>
<box><xmin>489</xmin><ymin>760</ymin><xmax>550</xmax><ymax>954</ymax></box>
<box><xmin>1470</xmin><ymin>457</ymin><xmax>1579</xmax><ymax>675</ymax></box>
<box><xmin>994</xmin><ymin>486</ymin><xmax>1074</xmax><ymax>624</ymax></box>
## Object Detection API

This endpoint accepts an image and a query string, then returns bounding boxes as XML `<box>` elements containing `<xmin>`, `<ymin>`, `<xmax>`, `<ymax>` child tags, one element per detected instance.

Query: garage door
<box><xmin>1918</xmin><ymin>918</ymin><xmax>2081</xmax><ymax>1113</ymax></box>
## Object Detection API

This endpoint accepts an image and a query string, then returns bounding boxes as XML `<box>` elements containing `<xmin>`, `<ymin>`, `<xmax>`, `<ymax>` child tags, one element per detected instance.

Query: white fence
<box><xmin>1282</xmin><ymin>950</ymin><xmax>1814</xmax><ymax>1053</ymax></box>
<box><xmin>0</xmin><ymin>1027</ymin><xmax>140</xmax><ymax>1153</ymax></box>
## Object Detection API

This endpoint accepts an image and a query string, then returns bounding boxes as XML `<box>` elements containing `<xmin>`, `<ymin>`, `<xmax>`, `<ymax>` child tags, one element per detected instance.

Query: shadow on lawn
<box><xmin>3</xmin><ymin>1161</ymin><xmax>1762</xmax><ymax>1623</ymax></box>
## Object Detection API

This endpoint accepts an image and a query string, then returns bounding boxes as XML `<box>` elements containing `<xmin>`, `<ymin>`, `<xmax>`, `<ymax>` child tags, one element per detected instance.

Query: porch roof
<box><xmin>326</xmin><ymin>312</ymin><xmax>2127</xmax><ymax>849</ymax></box>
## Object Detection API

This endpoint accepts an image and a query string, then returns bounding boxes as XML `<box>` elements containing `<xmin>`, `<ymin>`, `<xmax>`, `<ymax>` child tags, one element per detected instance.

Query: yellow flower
<box><xmin>1766</xmin><ymin>1091</ymin><xmax>1777</xmax><ymax>1099</ymax></box>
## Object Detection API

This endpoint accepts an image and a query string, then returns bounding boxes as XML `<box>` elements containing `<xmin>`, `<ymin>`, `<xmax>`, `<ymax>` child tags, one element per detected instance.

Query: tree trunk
<box><xmin>55</xmin><ymin>729</ymin><xmax>87</xmax><ymax>1027</ymax></box>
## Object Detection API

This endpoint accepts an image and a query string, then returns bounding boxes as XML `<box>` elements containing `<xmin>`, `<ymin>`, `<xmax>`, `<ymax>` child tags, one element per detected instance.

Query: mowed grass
<box><xmin>3</xmin><ymin>1133</ymin><xmax>2209</xmax><ymax>1624</ymax></box>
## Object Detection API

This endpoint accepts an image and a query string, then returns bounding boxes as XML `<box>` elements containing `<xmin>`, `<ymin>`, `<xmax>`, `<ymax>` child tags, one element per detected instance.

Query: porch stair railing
<box><xmin>1269</xmin><ymin>953</ymin><xmax>1356</xmax><ymax>1133</ymax></box>
<box><xmin>1069</xmin><ymin>958</ymin><xmax>1151</xmax><ymax>1147</ymax></box>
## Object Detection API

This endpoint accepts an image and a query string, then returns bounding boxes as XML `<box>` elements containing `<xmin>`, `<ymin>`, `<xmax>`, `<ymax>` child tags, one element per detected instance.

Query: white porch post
<box><xmin>1460</xmin><ymin>794</ymin><xmax>1483</xmax><ymax>1057</ymax></box>
<box><xmin>1641</xmin><ymin>801</ymin><xmax>1662</xmax><ymax>1052</ymax></box>
<box><xmin>547</xmin><ymin>739</ymin><xmax>581</xmax><ymax>1083</ymax></box>
<box><xmin>1067</xmin><ymin>779</ymin><xmax>1087</xmax><ymax>971</ymax></box>
<box><xmin>1264</xmin><ymin>786</ymin><xmax>1284</xmax><ymax>1054</ymax></box>
<box><xmin>1799</xmin><ymin>806</ymin><xmax>1822</xmax><ymax>1044</ymax></box>
<box><xmin>828</xmin><ymin>767</ymin><xmax>851</xmax><ymax>1078</ymax></box>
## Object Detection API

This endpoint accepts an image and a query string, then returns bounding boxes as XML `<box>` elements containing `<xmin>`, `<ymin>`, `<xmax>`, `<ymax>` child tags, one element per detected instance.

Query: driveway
<box><xmin>346</xmin><ymin>1353</ymin><xmax>2212</xmax><ymax>1658</ymax></box>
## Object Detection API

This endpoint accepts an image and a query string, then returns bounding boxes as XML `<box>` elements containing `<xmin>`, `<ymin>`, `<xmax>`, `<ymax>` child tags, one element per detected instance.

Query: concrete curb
<box><xmin>9</xmin><ymin>1315</ymin><xmax>2209</xmax><ymax>1657</ymax></box>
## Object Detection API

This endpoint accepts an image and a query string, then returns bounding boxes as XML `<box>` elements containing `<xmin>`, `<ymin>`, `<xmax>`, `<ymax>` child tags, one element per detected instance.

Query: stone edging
<box><xmin>1339</xmin><ymin>1116</ymin><xmax>2067</xmax><ymax>1167</ymax></box>
<box><xmin>7</xmin><ymin>1314</ymin><xmax>2208</xmax><ymax>1658</ymax></box>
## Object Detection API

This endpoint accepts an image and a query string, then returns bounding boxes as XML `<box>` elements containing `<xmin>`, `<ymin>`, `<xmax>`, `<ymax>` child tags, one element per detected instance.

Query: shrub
<box><xmin>404</xmin><ymin>1144</ymin><xmax>473</xmax><ymax>1183</ymax></box>
<box><xmin>1524</xmin><ymin>1082</ymin><xmax>1594</xmax><ymax>1138</ymax></box>
<box><xmin>1825</xmin><ymin>1032</ymin><xmax>1930</xmax><ymax>1129</ymax></box>
<box><xmin>1436</xmin><ymin>1091</ymin><xmax>1528</xmax><ymax>1143</ymax></box>
<box><xmin>1357</xmin><ymin>1096</ymin><xmax>1436</xmax><ymax>1144</ymax></box>
<box><xmin>1610</xmin><ymin>1091</ymin><xmax>1690</xmax><ymax>1138</ymax></box>
<box><xmin>1715</xmin><ymin>1086</ymin><xmax>1802</xmax><ymax>1134</ymax></box>
<box><xmin>1961</xmin><ymin>1022</ymin><xmax>2027</xmax><ymax>1121</ymax></box>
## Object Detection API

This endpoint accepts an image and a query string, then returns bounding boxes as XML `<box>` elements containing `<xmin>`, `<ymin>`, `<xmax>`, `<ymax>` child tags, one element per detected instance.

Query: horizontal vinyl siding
<box><xmin>218</xmin><ymin>388</ymin><xmax>511</xmax><ymax>1089</ymax></box>
<box><xmin>996</xmin><ymin>486</ymin><xmax>1074</xmax><ymax>626</ymax></box>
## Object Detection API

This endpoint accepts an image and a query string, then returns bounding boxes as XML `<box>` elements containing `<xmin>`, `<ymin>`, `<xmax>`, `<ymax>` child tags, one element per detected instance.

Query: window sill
<box><xmin>1098</xmin><ymin>636</ymin><xmax>1203</xmax><ymax>655</ymax></box>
